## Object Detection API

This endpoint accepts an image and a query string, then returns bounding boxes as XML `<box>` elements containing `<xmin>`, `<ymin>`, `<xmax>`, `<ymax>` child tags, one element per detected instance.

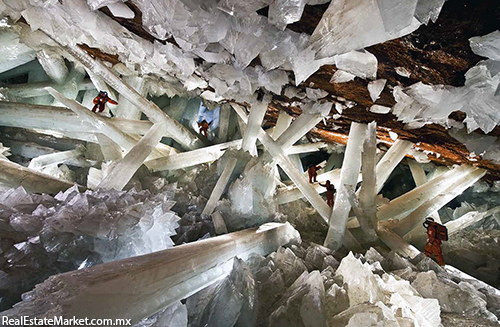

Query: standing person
<box><xmin>92</xmin><ymin>91</ymin><xmax>118</xmax><ymax>114</ymax></box>
<box><xmin>423</xmin><ymin>217</ymin><xmax>447</xmax><ymax>266</ymax></box>
<box><xmin>319</xmin><ymin>180</ymin><xmax>335</xmax><ymax>208</ymax></box>
<box><xmin>307</xmin><ymin>165</ymin><xmax>321</xmax><ymax>183</ymax></box>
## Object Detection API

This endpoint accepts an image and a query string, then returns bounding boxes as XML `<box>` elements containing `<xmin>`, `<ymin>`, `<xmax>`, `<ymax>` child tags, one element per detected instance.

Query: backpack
<box><xmin>423</xmin><ymin>218</ymin><xmax>448</xmax><ymax>241</ymax></box>
<box><xmin>435</xmin><ymin>223</ymin><xmax>448</xmax><ymax>241</ymax></box>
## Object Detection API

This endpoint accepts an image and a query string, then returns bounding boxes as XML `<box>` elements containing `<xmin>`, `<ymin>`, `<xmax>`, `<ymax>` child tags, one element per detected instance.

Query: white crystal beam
<box><xmin>324</xmin><ymin>122</ymin><xmax>367</xmax><ymax>250</ymax></box>
<box><xmin>216</xmin><ymin>104</ymin><xmax>231</xmax><ymax>144</ymax></box>
<box><xmin>128</xmin><ymin>133</ymin><xmax>178</xmax><ymax>159</ymax></box>
<box><xmin>232</xmin><ymin>104</ymin><xmax>329</xmax><ymax>219</ymax></box>
<box><xmin>95</xmin><ymin>134</ymin><xmax>123</xmax><ymax>161</ymax></box>
<box><xmin>375</xmin><ymin>139</ymin><xmax>413</xmax><ymax>193</ymax></box>
<box><xmin>50</xmin><ymin>38</ymin><xmax>204</xmax><ymax>150</ymax></box>
<box><xmin>3</xmin><ymin>139</ymin><xmax>96</xmax><ymax>168</ymax></box>
<box><xmin>447</xmin><ymin>205</ymin><xmax>500</xmax><ymax>236</ymax></box>
<box><xmin>346</xmin><ymin>165</ymin><xmax>478</xmax><ymax>229</ymax></box>
<box><xmin>394</xmin><ymin>167</ymin><xmax>486</xmax><ymax>238</ymax></box>
<box><xmin>0</xmin><ymin>102</ymin><xmax>153</xmax><ymax>135</ymax></box>
<box><xmin>408</xmin><ymin>159</ymin><xmax>441</xmax><ymax>222</ymax></box>
<box><xmin>0</xmin><ymin>101</ymin><xmax>152</xmax><ymax>140</ymax></box>
<box><xmin>3</xmin><ymin>223</ymin><xmax>299</xmax><ymax>324</ymax></box>
<box><xmin>98</xmin><ymin>123</ymin><xmax>167</xmax><ymax>191</ymax></box>
<box><xmin>272</xmin><ymin>110</ymin><xmax>294</xmax><ymax>140</ymax></box>
<box><xmin>146</xmin><ymin>140</ymin><xmax>242</xmax><ymax>172</ymax></box>
<box><xmin>289</xmin><ymin>154</ymin><xmax>304</xmax><ymax>173</ymax></box>
<box><xmin>4</xmin><ymin>79</ymin><xmax>94</xmax><ymax>98</ymax></box>
<box><xmin>376</xmin><ymin>164</ymin><xmax>476</xmax><ymax>221</ymax></box>
<box><xmin>345</xmin><ymin>185</ymin><xmax>377</xmax><ymax>242</ymax></box>
<box><xmin>231</xmin><ymin>103</ymin><xmax>363</xmax><ymax>252</ymax></box>
<box><xmin>236</xmin><ymin>115</ymin><xmax>247</xmax><ymax>137</ymax></box>
<box><xmin>115</xmin><ymin>76</ymin><xmax>147</xmax><ymax>120</ymax></box>
<box><xmin>408</xmin><ymin>158</ymin><xmax>427</xmax><ymax>185</ymax></box>
<box><xmin>355</xmin><ymin>122</ymin><xmax>378</xmax><ymax>239</ymax></box>
<box><xmin>241</xmin><ymin>101</ymin><xmax>269</xmax><ymax>156</ymax></box>
<box><xmin>285</xmin><ymin>142</ymin><xmax>329</xmax><ymax>155</ymax></box>
<box><xmin>28</xmin><ymin>147</ymin><xmax>85</xmax><ymax>169</ymax></box>
<box><xmin>275</xmin><ymin>113</ymin><xmax>323</xmax><ymax>150</ymax></box>
<box><xmin>46</xmin><ymin>88</ymin><xmax>138</xmax><ymax>152</ymax></box>
<box><xmin>202</xmin><ymin>156</ymin><xmax>238</xmax><ymax>216</ymax></box>
<box><xmin>377</xmin><ymin>225</ymin><xmax>421</xmax><ymax>259</ymax></box>
<box><xmin>0</xmin><ymin>160</ymin><xmax>84</xmax><ymax>194</ymax></box>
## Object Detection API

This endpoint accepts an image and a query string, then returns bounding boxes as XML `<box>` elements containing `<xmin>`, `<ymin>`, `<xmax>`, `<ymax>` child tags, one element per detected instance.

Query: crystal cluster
<box><xmin>390</xmin><ymin>43</ymin><xmax>500</xmax><ymax>134</ymax></box>
<box><xmin>217</xmin><ymin>158</ymin><xmax>279</xmax><ymax>231</ymax></box>
<box><xmin>0</xmin><ymin>184</ymin><xmax>181</xmax><ymax>311</ymax></box>
<box><xmin>309</xmin><ymin>0</ymin><xmax>444</xmax><ymax>58</ymax></box>
<box><xmin>185</xmin><ymin>243</ymin><xmax>500</xmax><ymax>326</ymax></box>
<box><xmin>0</xmin><ymin>0</ymin><xmax>446</xmax><ymax>111</ymax></box>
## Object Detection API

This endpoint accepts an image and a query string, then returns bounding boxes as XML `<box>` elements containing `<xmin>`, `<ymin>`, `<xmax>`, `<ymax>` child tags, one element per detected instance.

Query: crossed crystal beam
<box><xmin>45</xmin><ymin>33</ymin><xmax>205</xmax><ymax>151</ymax></box>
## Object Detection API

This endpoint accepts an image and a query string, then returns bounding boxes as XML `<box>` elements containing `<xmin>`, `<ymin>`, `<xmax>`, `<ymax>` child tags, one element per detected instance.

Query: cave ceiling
<box><xmin>67</xmin><ymin>0</ymin><xmax>500</xmax><ymax>180</ymax></box>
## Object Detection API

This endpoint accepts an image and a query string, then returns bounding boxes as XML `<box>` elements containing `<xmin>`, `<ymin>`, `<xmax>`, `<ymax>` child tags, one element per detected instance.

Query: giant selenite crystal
<box><xmin>98</xmin><ymin>123</ymin><xmax>167</xmax><ymax>191</ymax></box>
<box><xmin>324</xmin><ymin>123</ymin><xmax>367</xmax><ymax>250</ymax></box>
<box><xmin>2</xmin><ymin>223</ymin><xmax>299</xmax><ymax>324</ymax></box>
<box><xmin>309</xmin><ymin>0</ymin><xmax>444</xmax><ymax>58</ymax></box>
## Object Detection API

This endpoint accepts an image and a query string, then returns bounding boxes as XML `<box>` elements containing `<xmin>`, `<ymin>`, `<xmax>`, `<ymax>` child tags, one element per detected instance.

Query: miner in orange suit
<box><xmin>423</xmin><ymin>217</ymin><xmax>447</xmax><ymax>266</ymax></box>
<box><xmin>308</xmin><ymin>165</ymin><xmax>321</xmax><ymax>183</ymax></box>
<box><xmin>319</xmin><ymin>180</ymin><xmax>335</xmax><ymax>208</ymax></box>
<box><xmin>92</xmin><ymin>91</ymin><xmax>118</xmax><ymax>114</ymax></box>
<box><xmin>197</xmin><ymin>119</ymin><xmax>211</xmax><ymax>137</ymax></box>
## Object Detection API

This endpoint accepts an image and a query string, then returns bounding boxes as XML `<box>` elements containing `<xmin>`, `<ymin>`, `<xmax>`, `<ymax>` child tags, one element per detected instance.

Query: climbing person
<box><xmin>319</xmin><ymin>180</ymin><xmax>336</xmax><ymax>208</ymax></box>
<box><xmin>197</xmin><ymin>119</ymin><xmax>211</xmax><ymax>137</ymax></box>
<box><xmin>423</xmin><ymin>217</ymin><xmax>447</xmax><ymax>266</ymax></box>
<box><xmin>307</xmin><ymin>165</ymin><xmax>321</xmax><ymax>183</ymax></box>
<box><xmin>92</xmin><ymin>91</ymin><xmax>118</xmax><ymax>115</ymax></box>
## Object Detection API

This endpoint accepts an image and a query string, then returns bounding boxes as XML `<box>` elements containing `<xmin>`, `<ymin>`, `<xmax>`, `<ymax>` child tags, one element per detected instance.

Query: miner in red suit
<box><xmin>423</xmin><ymin>217</ymin><xmax>447</xmax><ymax>266</ymax></box>
<box><xmin>92</xmin><ymin>91</ymin><xmax>118</xmax><ymax>113</ymax></box>
<box><xmin>197</xmin><ymin>119</ymin><xmax>211</xmax><ymax>137</ymax></box>
<box><xmin>319</xmin><ymin>180</ymin><xmax>335</xmax><ymax>208</ymax></box>
<box><xmin>307</xmin><ymin>165</ymin><xmax>321</xmax><ymax>183</ymax></box>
